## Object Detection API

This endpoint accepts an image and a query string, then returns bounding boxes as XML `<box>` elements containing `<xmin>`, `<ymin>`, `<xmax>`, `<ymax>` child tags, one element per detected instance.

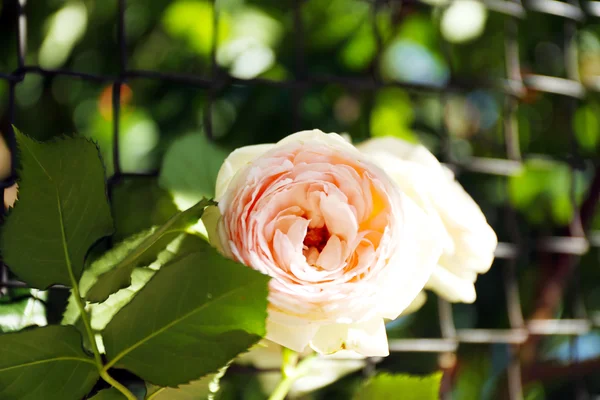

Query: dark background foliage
<box><xmin>1</xmin><ymin>0</ymin><xmax>600</xmax><ymax>399</ymax></box>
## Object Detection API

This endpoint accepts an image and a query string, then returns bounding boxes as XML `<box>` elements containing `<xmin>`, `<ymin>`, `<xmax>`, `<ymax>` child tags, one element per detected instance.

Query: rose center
<box><xmin>303</xmin><ymin>225</ymin><xmax>330</xmax><ymax>252</ymax></box>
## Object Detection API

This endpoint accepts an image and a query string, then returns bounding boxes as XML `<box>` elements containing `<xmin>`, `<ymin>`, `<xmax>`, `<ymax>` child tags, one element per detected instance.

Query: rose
<box><xmin>206</xmin><ymin>130</ymin><xmax>446</xmax><ymax>356</ymax></box>
<box><xmin>357</xmin><ymin>137</ymin><xmax>497</xmax><ymax>303</ymax></box>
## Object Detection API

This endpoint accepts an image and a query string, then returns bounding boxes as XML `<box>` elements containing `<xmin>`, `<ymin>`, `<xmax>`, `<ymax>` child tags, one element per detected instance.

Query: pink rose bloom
<box><xmin>206</xmin><ymin>130</ymin><xmax>445</xmax><ymax>356</ymax></box>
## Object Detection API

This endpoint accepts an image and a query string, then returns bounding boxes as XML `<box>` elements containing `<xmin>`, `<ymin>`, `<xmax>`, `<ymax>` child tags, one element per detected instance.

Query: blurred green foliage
<box><xmin>353</xmin><ymin>372</ymin><xmax>441</xmax><ymax>400</ymax></box>
<box><xmin>509</xmin><ymin>158</ymin><xmax>586</xmax><ymax>225</ymax></box>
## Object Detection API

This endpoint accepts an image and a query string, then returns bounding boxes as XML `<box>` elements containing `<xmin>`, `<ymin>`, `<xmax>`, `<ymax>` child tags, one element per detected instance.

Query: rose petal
<box><xmin>357</xmin><ymin>136</ymin><xmax>440</xmax><ymax>170</ymax></box>
<box><xmin>266</xmin><ymin>314</ymin><xmax>319</xmax><ymax>352</ymax></box>
<box><xmin>426</xmin><ymin>265</ymin><xmax>477</xmax><ymax>303</ymax></box>
<box><xmin>310</xmin><ymin>318</ymin><xmax>389</xmax><ymax>356</ymax></box>
<box><xmin>316</xmin><ymin>235</ymin><xmax>344</xmax><ymax>271</ymax></box>
<box><xmin>215</xmin><ymin>143</ymin><xmax>274</xmax><ymax>201</ymax></box>
<box><xmin>377</xmin><ymin>193</ymin><xmax>444</xmax><ymax>320</ymax></box>
<box><xmin>201</xmin><ymin>205</ymin><xmax>223</xmax><ymax>250</ymax></box>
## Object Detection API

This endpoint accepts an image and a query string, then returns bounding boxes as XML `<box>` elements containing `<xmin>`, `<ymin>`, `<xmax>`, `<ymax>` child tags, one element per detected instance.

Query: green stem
<box><xmin>70</xmin><ymin>277</ymin><xmax>137</xmax><ymax>400</ymax></box>
<box><xmin>101</xmin><ymin>370</ymin><xmax>138</xmax><ymax>400</ymax></box>
<box><xmin>268</xmin><ymin>353</ymin><xmax>317</xmax><ymax>400</ymax></box>
<box><xmin>68</xmin><ymin>268</ymin><xmax>102</xmax><ymax>366</ymax></box>
<box><xmin>145</xmin><ymin>387</ymin><xmax>165</xmax><ymax>400</ymax></box>
<box><xmin>57</xmin><ymin>190</ymin><xmax>137</xmax><ymax>400</ymax></box>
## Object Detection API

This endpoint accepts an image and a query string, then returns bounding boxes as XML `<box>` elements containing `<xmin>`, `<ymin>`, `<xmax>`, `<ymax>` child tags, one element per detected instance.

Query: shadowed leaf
<box><xmin>110</xmin><ymin>176</ymin><xmax>178</xmax><ymax>242</ymax></box>
<box><xmin>63</xmin><ymin>234</ymin><xmax>208</xmax><ymax>348</ymax></box>
<box><xmin>159</xmin><ymin>133</ymin><xmax>228</xmax><ymax>210</ymax></box>
<box><xmin>146</xmin><ymin>364</ymin><xmax>230</xmax><ymax>400</ymax></box>
<box><xmin>0</xmin><ymin>130</ymin><xmax>113</xmax><ymax>288</ymax></box>
<box><xmin>0</xmin><ymin>325</ymin><xmax>98</xmax><ymax>400</ymax></box>
<box><xmin>86</xmin><ymin>199</ymin><xmax>215</xmax><ymax>303</ymax></box>
<box><xmin>102</xmin><ymin>241</ymin><xmax>270</xmax><ymax>387</ymax></box>
<box><xmin>89</xmin><ymin>388</ymin><xmax>126</xmax><ymax>399</ymax></box>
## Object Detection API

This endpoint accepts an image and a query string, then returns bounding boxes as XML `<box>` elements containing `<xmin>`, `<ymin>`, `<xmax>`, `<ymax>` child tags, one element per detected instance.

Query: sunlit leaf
<box><xmin>396</xmin><ymin>15</ymin><xmax>438</xmax><ymax>49</ymax></box>
<box><xmin>38</xmin><ymin>3</ymin><xmax>88</xmax><ymax>69</ymax></box>
<box><xmin>217</xmin><ymin>7</ymin><xmax>282</xmax><ymax>79</ymax></box>
<box><xmin>508</xmin><ymin>158</ymin><xmax>587</xmax><ymax>225</ymax></box>
<box><xmin>159</xmin><ymin>133</ymin><xmax>228</xmax><ymax>210</ymax></box>
<box><xmin>440</xmin><ymin>0</ymin><xmax>487</xmax><ymax>44</ymax></box>
<box><xmin>573</xmin><ymin>104</ymin><xmax>600</xmax><ymax>151</ymax></box>
<box><xmin>146</xmin><ymin>364</ymin><xmax>230</xmax><ymax>400</ymax></box>
<box><xmin>370</xmin><ymin>88</ymin><xmax>418</xmax><ymax>143</ymax></box>
<box><xmin>163</xmin><ymin>1</ymin><xmax>230</xmax><ymax>56</ymax></box>
<box><xmin>63</xmin><ymin>235</ymin><xmax>207</xmax><ymax>358</ymax></box>
<box><xmin>0</xmin><ymin>325</ymin><xmax>98</xmax><ymax>400</ymax></box>
<box><xmin>353</xmin><ymin>372</ymin><xmax>442</xmax><ymax>400</ymax></box>
<box><xmin>0</xmin><ymin>130</ymin><xmax>113</xmax><ymax>289</ymax></box>
<box><xmin>340</xmin><ymin>23</ymin><xmax>376</xmax><ymax>71</ymax></box>
<box><xmin>102</xmin><ymin>241</ymin><xmax>270</xmax><ymax>387</ymax></box>
<box><xmin>0</xmin><ymin>291</ymin><xmax>47</xmax><ymax>333</ymax></box>
<box><xmin>87</xmin><ymin>109</ymin><xmax>160</xmax><ymax>177</ymax></box>
<box><xmin>302</xmin><ymin>0</ymin><xmax>369</xmax><ymax>50</ymax></box>
<box><xmin>86</xmin><ymin>199</ymin><xmax>214</xmax><ymax>303</ymax></box>
<box><xmin>63</xmin><ymin>233</ymin><xmax>207</xmax><ymax>340</ymax></box>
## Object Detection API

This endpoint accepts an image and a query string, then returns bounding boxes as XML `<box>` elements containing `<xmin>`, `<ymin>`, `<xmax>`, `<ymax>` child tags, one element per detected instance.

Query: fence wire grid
<box><xmin>2</xmin><ymin>0</ymin><xmax>600</xmax><ymax>399</ymax></box>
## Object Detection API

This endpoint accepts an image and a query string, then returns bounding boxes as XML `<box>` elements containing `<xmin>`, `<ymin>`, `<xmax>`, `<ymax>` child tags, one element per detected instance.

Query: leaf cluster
<box><xmin>0</xmin><ymin>130</ymin><xmax>270</xmax><ymax>399</ymax></box>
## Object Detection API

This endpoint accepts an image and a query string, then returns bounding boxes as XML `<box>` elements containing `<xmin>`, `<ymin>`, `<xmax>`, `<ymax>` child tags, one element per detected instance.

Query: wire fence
<box><xmin>1</xmin><ymin>0</ymin><xmax>600</xmax><ymax>399</ymax></box>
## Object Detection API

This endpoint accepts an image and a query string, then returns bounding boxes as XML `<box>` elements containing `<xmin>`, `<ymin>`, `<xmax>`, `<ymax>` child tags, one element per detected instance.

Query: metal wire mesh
<box><xmin>1</xmin><ymin>0</ymin><xmax>600</xmax><ymax>399</ymax></box>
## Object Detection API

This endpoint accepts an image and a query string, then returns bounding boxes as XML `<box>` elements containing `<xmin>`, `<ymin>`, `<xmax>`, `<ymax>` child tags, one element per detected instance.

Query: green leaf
<box><xmin>89</xmin><ymin>388</ymin><xmax>126</xmax><ymax>399</ymax></box>
<box><xmin>102</xmin><ymin>241</ymin><xmax>270</xmax><ymax>387</ymax></box>
<box><xmin>159</xmin><ymin>133</ymin><xmax>228</xmax><ymax>210</ymax></box>
<box><xmin>163</xmin><ymin>1</ymin><xmax>230</xmax><ymax>56</ymax></box>
<box><xmin>86</xmin><ymin>199</ymin><xmax>215</xmax><ymax>303</ymax></box>
<box><xmin>451</xmin><ymin>352</ymin><xmax>492</xmax><ymax>400</ymax></box>
<box><xmin>63</xmin><ymin>229</ymin><xmax>154</xmax><ymax>327</ymax></box>
<box><xmin>508</xmin><ymin>158</ymin><xmax>587</xmax><ymax>225</ymax></box>
<box><xmin>0</xmin><ymin>130</ymin><xmax>113</xmax><ymax>288</ymax></box>
<box><xmin>0</xmin><ymin>325</ymin><xmax>98</xmax><ymax>400</ymax></box>
<box><xmin>64</xmin><ymin>233</ymin><xmax>207</xmax><ymax>350</ymax></box>
<box><xmin>146</xmin><ymin>364</ymin><xmax>230</xmax><ymax>400</ymax></box>
<box><xmin>353</xmin><ymin>372</ymin><xmax>442</xmax><ymax>400</ymax></box>
<box><xmin>85</xmin><ymin>109</ymin><xmax>160</xmax><ymax>178</ymax></box>
<box><xmin>370</xmin><ymin>88</ymin><xmax>418</xmax><ymax>143</ymax></box>
<box><xmin>89</xmin><ymin>235</ymin><xmax>207</xmax><ymax>333</ymax></box>
<box><xmin>573</xmin><ymin>104</ymin><xmax>600</xmax><ymax>151</ymax></box>
<box><xmin>0</xmin><ymin>290</ymin><xmax>47</xmax><ymax>333</ymax></box>
<box><xmin>111</xmin><ymin>176</ymin><xmax>178</xmax><ymax>242</ymax></box>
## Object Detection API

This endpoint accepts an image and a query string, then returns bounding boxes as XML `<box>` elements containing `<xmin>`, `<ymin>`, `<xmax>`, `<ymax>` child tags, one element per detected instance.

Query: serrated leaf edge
<box><xmin>86</xmin><ymin>198</ymin><xmax>216</xmax><ymax>303</ymax></box>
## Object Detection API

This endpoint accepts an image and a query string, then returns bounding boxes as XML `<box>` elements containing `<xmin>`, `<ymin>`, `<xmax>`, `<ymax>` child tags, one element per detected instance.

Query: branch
<box><xmin>522</xmin><ymin>357</ymin><xmax>600</xmax><ymax>384</ymax></box>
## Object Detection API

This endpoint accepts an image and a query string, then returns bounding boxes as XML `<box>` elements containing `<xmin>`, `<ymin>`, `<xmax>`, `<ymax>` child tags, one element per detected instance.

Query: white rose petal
<box><xmin>357</xmin><ymin>137</ymin><xmax>497</xmax><ymax>304</ymax></box>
